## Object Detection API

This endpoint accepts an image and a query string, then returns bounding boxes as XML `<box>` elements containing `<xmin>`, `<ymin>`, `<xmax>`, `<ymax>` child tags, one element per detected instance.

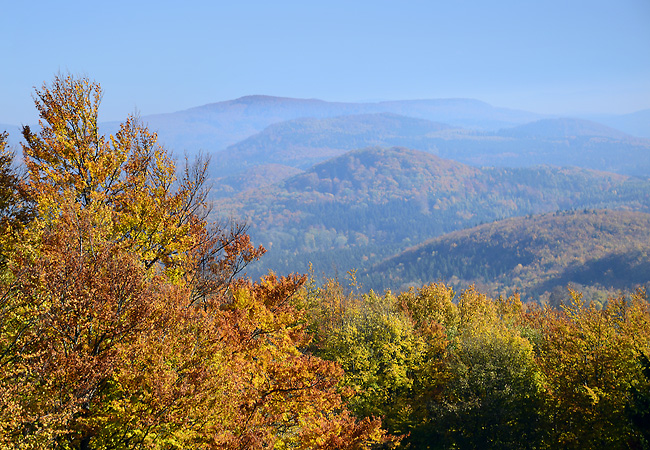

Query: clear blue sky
<box><xmin>2</xmin><ymin>0</ymin><xmax>649</xmax><ymax>125</ymax></box>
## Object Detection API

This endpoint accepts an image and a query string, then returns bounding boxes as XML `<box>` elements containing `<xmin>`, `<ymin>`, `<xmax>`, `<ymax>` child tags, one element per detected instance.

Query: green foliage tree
<box><xmin>309</xmin><ymin>281</ymin><xmax>553</xmax><ymax>449</ymax></box>
<box><xmin>426</xmin><ymin>289</ymin><xmax>544</xmax><ymax>449</ymax></box>
<box><xmin>395</xmin><ymin>286</ymin><xmax>545</xmax><ymax>449</ymax></box>
<box><xmin>311</xmin><ymin>287</ymin><xmax>426</xmax><ymax>436</ymax></box>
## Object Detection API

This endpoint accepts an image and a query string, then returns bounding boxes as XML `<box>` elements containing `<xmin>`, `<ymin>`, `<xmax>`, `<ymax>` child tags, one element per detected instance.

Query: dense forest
<box><xmin>1</xmin><ymin>76</ymin><xmax>650</xmax><ymax>449</ymax></box>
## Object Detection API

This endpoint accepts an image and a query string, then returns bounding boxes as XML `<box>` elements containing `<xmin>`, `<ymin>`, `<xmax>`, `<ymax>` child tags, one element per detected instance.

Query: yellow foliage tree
<box><xmin>527</xmin><ymin>289</ymin><xmax>650</xmax><ymax>448</ymax></box>
<box><xmin>21</xmin><ymin>74</ymin><xmax>261</xmax><ymax>282</ymax></box>
<box><xmin>0</xmin><ymin>75</ymin><xmax>387</xmax><ymax>449</ymax></box>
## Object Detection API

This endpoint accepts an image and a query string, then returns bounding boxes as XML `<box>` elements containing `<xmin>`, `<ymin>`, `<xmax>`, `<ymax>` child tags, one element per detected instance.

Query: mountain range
<box><xmin>139</xmin><ymin>97</ymin><xmax>650</xmax><ymax>154</ymax></box>
<box><xmin>3</xmin><ymin>95</ymin><xmax>650</xmax><ymax>300</ymax></box>
<box><xmin>3</xmin><ymin>95</ymin><xmax>649</xmax><ymax>148</ymax></box>
<box><xmin>4</xmin><ymin>95</ymin><xmax>650</xmax><ymax>180</ymax></box>
<box><xmin>210</xmin><ymin>114</ymin><xmax>650</xmax><ymax>185</ymax></box>
<box><xmin>141</xmin><ymin>96</ymin><xmax>546</xmax><ymax>155</ymax></box>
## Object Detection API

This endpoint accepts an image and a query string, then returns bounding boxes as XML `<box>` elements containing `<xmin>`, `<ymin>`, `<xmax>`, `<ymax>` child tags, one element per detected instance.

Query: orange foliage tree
<box><xmin>0</xmin><ymin>75</ymin><xmax>386</xmax><ymax>449</ymax></box>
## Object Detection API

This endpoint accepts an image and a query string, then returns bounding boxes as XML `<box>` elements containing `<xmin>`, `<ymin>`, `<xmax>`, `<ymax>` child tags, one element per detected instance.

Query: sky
<box><xmin>2</xmin><ymin>0</ymin><xmax>649</xmax><ymax>125</ymax></box>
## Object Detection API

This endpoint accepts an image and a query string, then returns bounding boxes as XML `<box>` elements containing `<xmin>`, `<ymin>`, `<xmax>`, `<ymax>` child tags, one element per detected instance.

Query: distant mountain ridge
<box><xmin>497</xmin><ymin>118</ymin><xmax>633</xmax><ymax>140</ymax></box>
<box><xmin>137</xmin><ymin>96</ymin><xmax>650</xmax><ymax>158</ymax></box>
<box><xmin>5</xmin><ymin>96</ymin><xmax>650</xmax><ymax>179</ymax></box>
<box><xmin>211</xmin><ymin>114</ymin><xmax>650</xmax><ymax>181</ymax></box>
<box><xmin>4</xmin><ymin>95</ymin><xmax>649</xmax><ymax>155</ymax></box>
<box><xmin>585</xmin><ymin>109</ymin><xmax>650</xmax><ymax>138</ymax></box>
<box><xmin>137</xmin><ymin>96</ymin><xmax>545</xmax><ymax>156</ymax></box>
<box><xmin>212</xmin><ymin>113</ymin><xmax>455</xmax><ymax>176</ymax></box>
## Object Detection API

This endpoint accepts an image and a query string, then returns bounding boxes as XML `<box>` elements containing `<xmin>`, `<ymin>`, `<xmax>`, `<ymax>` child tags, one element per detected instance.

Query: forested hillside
<box><xmin>211</xmin><ymin>113</ymin><xmax>454</xmax><ymax>177</ymax></box>
<box><xmin>362</xmin><ymin>210</ymin><xmax>650</xmax><ymax>300</ymax></box>
<box><xmin>216</xmin><ymin>147</ymin><xmax>650</xmax><ymax>280</ymax></box>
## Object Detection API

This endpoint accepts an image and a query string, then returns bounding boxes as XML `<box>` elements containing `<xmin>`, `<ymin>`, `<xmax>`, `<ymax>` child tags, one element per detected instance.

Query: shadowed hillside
<box><xmin>362</xmin><ymin>209</ymin><xmax>650</xmax><ymax>300</ymax></box>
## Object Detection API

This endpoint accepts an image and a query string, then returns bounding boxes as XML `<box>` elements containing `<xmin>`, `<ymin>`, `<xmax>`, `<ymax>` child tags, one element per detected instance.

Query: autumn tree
<box><xmin>20</xmin><ymin>75</ymin><xmax>265</xmax><ymax>282</ymax></box>
<box><xmin>306</xmin><ymin>280</ymin><xmax>452</xmax><ymax>446</ymax></box>
<box><xmin>0</xmin><ymin>75</ymin><xmax>386</xmax><ymax>449</ymax></box>
<box><xmin>308</xmin><ymin>281</ymin><xmax>548</xmax><ymax>449</ymax></box>
<box><xmin>526</xmin><ymin>289</ymin><xmax>650</xmax><ymax>449</ymax></box>
<box><xmin>312</xmin><ymin>287</ymin><xmax>426</xmax><ymax>436</ymax></box>
<box><xmin>423</xmin><ymin>288</ymin><xmax>545</xmax><ymax>449</ymax></box>
<box><xmin>1</xmin><ymin>216</ymin><xmax>387</xmax><ymax>448</ymax></box>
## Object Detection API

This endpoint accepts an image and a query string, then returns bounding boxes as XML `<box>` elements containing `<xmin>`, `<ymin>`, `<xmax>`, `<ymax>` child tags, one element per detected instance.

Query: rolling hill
<box><xmin>214</xmin><ymin>146</ymin><xmax>650</xmax><ymax>280</ymax></box>
<box><xmin>497</xmin><ymin>117</ymin><xmax>632</xmax><ymax>140</ymax></box>
<box><xmin>587</xmin><ymin>109</ymin><xmax>650</xmax><ymax>139</ymax></box>
<box><xmin>361</xmin><ymin>209</ymin><xmax>650</xmax><ymax>301</ymax></box>
<box><xmin>211</xmin><ymin>113</ymin><xmax>455</xmax><ymax>177</ymax></box>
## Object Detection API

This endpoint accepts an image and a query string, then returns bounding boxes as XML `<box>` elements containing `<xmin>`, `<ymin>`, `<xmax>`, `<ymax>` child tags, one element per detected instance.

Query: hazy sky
<box><xmin>2</xmin><ymin>0</ymin><xmax>649</xmax><ymax>125</ymax></box>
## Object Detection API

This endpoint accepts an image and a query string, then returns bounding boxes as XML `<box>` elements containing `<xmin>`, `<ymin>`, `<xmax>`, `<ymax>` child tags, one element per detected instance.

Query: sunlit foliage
<box><xmin>307</xmin><ymin>278</ymin><xmax>650</xmax><ymax>449</ymax></box>
<box><xmin>0</xmin><ymin>75</ymin><xmax>387</xmax><ymax>449</ymax></box>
